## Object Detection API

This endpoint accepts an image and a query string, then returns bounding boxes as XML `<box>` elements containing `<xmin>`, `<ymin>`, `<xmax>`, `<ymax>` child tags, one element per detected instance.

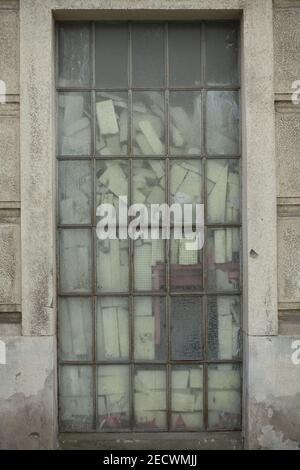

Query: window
<box><xmin>57</xmin><ymin>21</ymin><xmax>242</xmax><ymax>433</ymax></box>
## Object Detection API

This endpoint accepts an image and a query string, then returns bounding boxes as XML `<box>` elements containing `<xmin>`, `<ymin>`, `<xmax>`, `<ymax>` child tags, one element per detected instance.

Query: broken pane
<box><xmin>207</xmin><ymin>228</ymin><xmax>240</xmax><ymax>291</ymax></box>
<box><xmin>131</xmin><ymin>23</ymin><xmax>165</xmax><ymax>87</ymax></box>
<box><xmin>95</xmin><ymin>24</ymin><xmax>128</xmax><ymax>88</ymax></box>
<box><xmin>97</xmin><ymin>365</ymin><xmax>130</xmax><ymax>430</ymax></box>
<box><xmin>206</xmin><ymin>91</ymin><xmax>239</xmax><ymax>155</ymax></box>
<box><xmin>96</xmin><ymin>92</ymin><xmax>128</xmax><ymax>155</ymax></box>
<box><xmin>208</xmin><ymin>296</ymin><xmax>241</xmax><ymax>360</ymax></box>
<box><xmin>58</xmin><ymin>92</ymin><xmax>92</xmax><ymax>156</ymax></box>
<box><xmin>134</xmin><ymin>366</ymin><xmax>167</xmax><ymax>430</ymax></box>
<box><xmin>60</xmin><ymin>365</ymin><xmax>93</xmax><ymax>431</ymax></box>
<box><xmin>97</xmin><ymin>297</ymin><xmax>129</xmax><ymax>361</ymax></box>
<box><xmin>134</xmin><ymin>297</ymin><xmax>166</xmax><ymax>361</ymax></box>
<box><xmin>59</xmin><ymin>229</ymin><xmax>92</xmax><ymax>293</ymax></box>
<box><xmin>59</xmin><ymin>297</ymin><xmax>93</xmax><ymax>361</ymax></box>
<box><xmin>171</xmin><ymin>297</ymin><xmax>203</xmax><ymax>360</ymax></box>
<box><xmin>96</xmin><ymin>160</ymin><xmax>129</xmax><ymax>219</ymax></box>
<box><xmin>208</xmin><ymin>364</ymin><xmax>241</xmax><ymax>429</ymax></box>
<box><xmin>59</xmin><ymin>160</ymin><xmax>92</xmax><ymax>224</ymax></box>
<box><xmin>169</xmin><ymin>92</ymin><xmax>202</xmax><ymax>156</ymax></box>
<box><xmin>97</xmin><ymin>238</ymin><xmax>129</xmax><ymax>293</ymax></box>
<box><xmin>134</xmin><ymin>239</ymin><xmax>165</xmax><ymax>291</ymax></box>
<box><xmin>171</xmin><ymin>365</ymin><xmax>203</xmax><ymax>430</ymax></box>
<box><xmin>58</xmin><ymin>23</ymin><xmax>90</xmax><ymax>87</ymax></box>
<box><xmin>133</xmin><ymin>159</ymin><xmax>165</xmax><ymax>208</ymax></box>
<box><xmin>207</xmin><ymin>159</ymin><xmax>240</xmax><ymax>223</ymax></box>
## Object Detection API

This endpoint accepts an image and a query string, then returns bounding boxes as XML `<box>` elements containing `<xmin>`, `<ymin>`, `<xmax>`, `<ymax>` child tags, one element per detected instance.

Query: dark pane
<box><xmin>171</xmin><ymin>297</ymin><xmax>203</xmax><ymax>360</ymax></box>
<box><xmin>169</xmin><ymin>24</ymin><xmax>201</xmax><ymax>87</ymax></box>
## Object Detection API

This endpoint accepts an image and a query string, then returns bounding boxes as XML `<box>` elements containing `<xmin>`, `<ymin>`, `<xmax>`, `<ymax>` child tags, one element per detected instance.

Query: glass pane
<box><xmin>59</xmin><ymin>229</ymin><xmax>92</xmax><ymax>293</ymax></box>
<box><xmin>131</xmin><ymin>23</ymin><xmax>164</xmax><ymax>87</ymax></box>
<box><xmin>58</xmin><ymin>23</ymin><xmax>90</xmax><ymax>87</ymax></box>
<box><xmin>96</xmin><ymin>160</ymin><xmax>129</xmax><ymax>218</ymax></box>
<box><xmin>59</xmin><ymin>297</ymin><xmax>93</xmax><ymax>361</ymax></box>
<box><xmin>134</xmin><ymin>239</ymin><xmax>165</xmax><ymax>291</ymax></box>
<box><xmin>169</xmin><ymin>92</ymin><xmax>201</xmax><ymax>156</ymax></box>
<box><xmin>170</xmin><ymin>160</ymin><xmax>202</xmax><ymax>205</ymax></box>
<box><xmin>208</xmin><ymin>364</ymin><xmax>241</xmax><ymax>429</ymax></box>
<box><xmin>97</xmin><ymin>297</ymin><xmax>129</xmax><ymax>360</ymax></box>
<box><xmin>60</xmin><ymin>365</ymin><xmax>93</xmax><ymax>431</ymax></box>
<box><xmin>134</xmin><ymin>297</ymin><xmax>166</xmax><ymax>361</ymax></box>
<box><xmin>171</xmin><ymin>366</ymin><xmax>203</xmax><ymax>430</ymax></box>
<box><xmin>171</xmin><ymin>297</ymin><xmax>203</xmax><ymax>360</ymax></box>
<box><xmin>97</xmin><ymin>365</ymin><xmax>130</xmax><ymax>430</ymax></box>
<box><xmin>132</xmin><ymin>92</ymin><xmax>165</xmax><ymax>156</ymax></box>
<box><xmin>134</xmin><ymin>366</ymin><xmax>167</xmax><ymax>430</ymax></box>
<box><xmin>207</xmin><ymin>159</ymin><xmax>240</xmax><ymax>223</ymax></box>
<box><xmin>95</xmin><ymin>24</ymin><xmax>128</xmax><ymax>88</ymax></box>
<box><xmin>169</xmin><ymin>24</ymin><xmax>201</xmax><ymax>87</ymax></box>
<box><xmin>208</xmin><ymin>296</ymin><xmax>241</xmax><ymax>360</ymax></box>
<box><xmin>206</xmin><ymin>23</ymin><xmax>239</xmax><ymax>86</ymax></box>
<box><xmin>206</xmin><ymin>91</ymin><xmax>239</xmax><ymax>155</ymax></box>
<box><xmin>133</xmin><ymin>160</ymin><xmax>165</xmax><ymax>208</ymax></box>
<box><xmin>97</xmin><ymin>239</ymin><xmax>129</xmax><ymax>292</ymax></box>
<box><xmin>96</xmin><ymin>92</ymin><xmax>128</xmax><ymax>155</ymax></box>
<box><xmin>170</xmin><ymin>234</ymin><xmax>203</xmax><ymax>292</ymax></box>
<box><xmin>58</xmin><ymin>92</ymin><xmax>91</xmax><ymax>156</ymax></box>
<box><xmin>207</xmin><ymin>228</ymin><xmax>240</xmax><ymax>291</ymax></box>
<box><xmin>59</xmin><ymin>160</ymin><xmax>92</xmax><ymax>224</ymax></box>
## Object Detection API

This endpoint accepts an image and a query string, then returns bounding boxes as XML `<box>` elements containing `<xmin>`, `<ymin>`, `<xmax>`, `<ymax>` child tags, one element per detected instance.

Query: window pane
<box><xmin>170</xmin><ymin>160</ymin><xmax>202</xmax><ymax>205</ymax></box>
<box><xmin>206</xmin><ymin>91</ymin><xmax>239</xmax><ymax>155</ymax></box>
<box><xmin>96</xmin><ymin>160</ymin><xmax>129</xmax><ymax>218</ymax></box>
<box><xmin>96</xmin><ymin>92</ymin><xmax>128</xmax><ymax>155</ymax></box>
<box><xmin>98</xmin><ymin>365</ymin><xmax>130</xmax><ymax>430</ymax></box>
<box><xmin>171</xmin><ymin>297</ymin><xmax>203</xmax><ymax>360</ymax></box>
<box><xmin>206</xmin><ymin>23</ymin><xmax>238</xmax><ymax>86</ymax></box>
<box><xmin>171</xmin><ymin>366</ymin><xmax>203</xmax><ymax>430</ymax></box>
<box><xmin>97</xmin><ymin>239</ymin><xmax>129</xmax><ymax>292</ymax></box>
<box><xmin>59</xmin><ymin>229</ymin><xmax>92</xmax><ymax>293</ymax></box>
<box><xmin>207</xmin><ymin>159</ymin><xmax>240</xmax><ymax>223</ymax></box>
<box><xmin>59</xmin><ymin>160</ymin><xmax>92</xmax><ymax>225</ymax></box>
<box><xmin>171</xmin><ymin>232</ymin><xmax>203</xmax><ymax>292</ymax></box>
<box><xmin>58</xmin><ymin>23</ymin><xmax>90</xmax><ymax>87</ymax></box>
<box><xmin>59</xmin><ymin>297</ymin><xmax>93</xmax><ymax>361</ymax></box>
<box><xmin>134</xmin><ymin>366</ymin><xmax>167</xmax><ymax>430</ymax></box>
<box><xmin>132</xmin><ymin>92</ymin><xmax>165</xmax><ymax>156</ymax></box>
<box><xmin>134</xmin><ymin>297</ymin><xmax>166</xmax><ymax>361</ymax></box>
<box><xmin>169</xmin><ymin>92</ymin><xmax>201</xmax><ymax>156</ymax></box>
<box><xmin>132</xmin><ymin>24</ymin><xmax>164</xmax><ymax>87</ymax></box>
<box><xmin>207</xmin><ymin>228</ymin><xmax>240</xmax><ymax>291</ymax></box>
<box><xmin>208</xmin><ymin>296</ymin><xmax>241</xmax><ymax>360</ymax></box>
<box><xmin>95</xmin><ymin>24</ymin><xmax>128</xmax><ymax>88</ymax></box>
<box><xmin>134</xmin><ymin>239</ymin><xmax>165</xmax><ymax>291</ymax></box>
<box><xmin>208</xmin><ymin>364</ymin><xmax>241</xmax><ymax>429</ymax></box>
<box><xmin>58</xmin><ymin>92</ymin><xmax>91</xmax><ymax>156</ymax></box>
<box><xmin>133</xmin><ymin>159</ymin><xmax>165</xmax><ymax>207</ymax></box>
<box><xmin>60</xmin><ymin>366</ymin><xmax>93</xmax><ymax>431</ymax></box>
<box><xmin>97</xmin><ymin>297</ymin><xmax>129</xmax><ymax>360</ymax></box>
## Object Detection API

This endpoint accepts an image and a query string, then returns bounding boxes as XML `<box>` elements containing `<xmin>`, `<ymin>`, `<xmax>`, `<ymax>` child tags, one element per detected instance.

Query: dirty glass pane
<box><xmin>207</xmin><ymin>228</ymin><xmax>240</xmax><ymax>291</ymax></box>
<box><xmin>169</xmin><ymin>92</ymin><xmax>201</xmax><ymax>156</ymax></box>
<box><xmin>208</xmin><ymin>364</ymin><xmax>241</xmax><ymax>429</ymax></box>
<box><xmin>132</xmin><ymin>92</ymin><xmax>165</xmax><ymax>156</ymax></box>
<box><xmin>97</xmin><ymin>297</ymin><xmax>129</xmax><ymax>360</ymax></box>
<box><xmin>168</xmin><ymin>24</ymin><xmax>201</xmax><ymax>88</ymax></box>
<box><xmin>95</xmin><ymin>24</ymin><xmax>128</xmax><ymax>88</ymax></box>
<box><xmin>207</xmin><ymin>159</ymin><xmax>240</xmax><ymax>223</ymax></box>
<box><xmin>58</xmin><ymin>92</ymin><xmax>92</xmax><ymax>156</ymax></box>
<box><xmin>133</xmin><ymin>160</ymin><xmax>165</xmax><ymax>208</ymax></box>
<box><xmin>208</xmin><ymin>296</ymin><xmax>241</xmax><ymax>360</ymax></box>
<box><xmin>206</xmin><ymin>91</ymin><xmax>239</xmax><ymax>155</ymax></box>
<box><xmin>134</xmin><ymin>239</ymin><xmax>165</xmax><ymax>291</ymax></box>
<box><xmin>170</xmin><ymin>160</ymin><xmax>202</xmax><ymax>205</ymax></box>
<box><xmin>96</xmin><ymin>92</ymin><xmax>128</xmax><ymax>155</ymax></box>
<box><xmin>60</xmin><ymin>365</ymin><xmax>93</xmax><ymax>431</ymax></box>
<box><xmin>134</xmin><ymin>366</ymin><xmax>167</xmax><ymax>430</ymax></box>
<box><xmin>206</xmin><ymin>23</ymin><xmax>238</xmax><ymax>86</ymax></box>
<box><xmin>170</xmin><ymin>233</ymin><xmax>203</xmax><ymax>292</ymax></box>
<box><xmin>59</xmin><ymin>160</ymin><xmax>92</xmax><ymax>224</ymax></box>
<box><xmin>171</xmin><ymin>297</ymin><xmax>203</xmax><ymax>360</ymax></box>
<box><xmin>134</xmin><ymin>297</ymin><xmax>166</xmax><ymax>361</ymax></box>
<box><xmin>59</xmin><ymin>229</ymin><xmax>92</xmax><ymax>293</ymax></box>
<box><xmin>58</xmin><ymin>23</ymin><xmax>90</xmax><ymax>87</ymax></box>
<box><xmin>97</xmin><ymin>239</ymin><xmax>129</xmax><ymax>293</ymax></box>
<box><xmin>96</xmin><ymin>160</ymin><xmax>129</xmax><ymax>218</ymax></box>
<box><xmin>131</xmin><ymin>23</ymin><xmax>164</xmax><ymax>87</ymax></box>
<box><xmin>97</xmin><ymin>365</ymin><xmax>130</xmax><ymax>430</ymax></box>
<box><xmin>59</xmin><ymin>297</ymin><xmax>93</xmax><ymax>361</ymax></box>
<box><xmin>171</xmin><ymin>365</ymin><xmax>203</xmax><ymax>430</ymax></box>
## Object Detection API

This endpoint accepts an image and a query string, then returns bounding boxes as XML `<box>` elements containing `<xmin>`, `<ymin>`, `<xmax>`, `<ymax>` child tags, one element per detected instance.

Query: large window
<box><xmin>57</xmin><ymin>21</ymin><xmax>242</xmax><ymax>432</ymax></box>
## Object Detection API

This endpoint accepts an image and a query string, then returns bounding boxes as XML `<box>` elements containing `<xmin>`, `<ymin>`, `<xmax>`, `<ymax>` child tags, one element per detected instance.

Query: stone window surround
<box><xmin>20</xmin><ymin>0</ymin><xmax>277</xmax><ymax>447</ymax></box>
